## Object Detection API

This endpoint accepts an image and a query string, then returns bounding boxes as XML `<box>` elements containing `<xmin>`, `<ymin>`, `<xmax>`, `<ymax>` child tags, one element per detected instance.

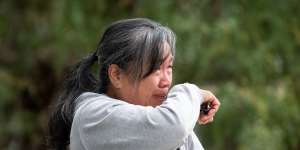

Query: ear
<box><xmin>108</xmin><ymin>64</ymin><xmax>123</xmax><ymax>89</ymax></box>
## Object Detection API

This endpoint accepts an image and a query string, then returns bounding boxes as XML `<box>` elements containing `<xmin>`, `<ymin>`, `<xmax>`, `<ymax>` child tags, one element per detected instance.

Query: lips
<box><xmin>152</xmin><ymin>92</ymin><xmax>168</xmax><ymax>101</ymax></box>
<box><xmin>153</xmin><ymin>95</ymin><xmax>167</xmax><ymax>99</ymax></box>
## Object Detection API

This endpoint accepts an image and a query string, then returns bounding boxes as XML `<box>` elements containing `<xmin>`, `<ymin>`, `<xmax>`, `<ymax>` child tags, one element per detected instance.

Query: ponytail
<box><xmin>47</xmin><ymin>18</ymin><xmax>177</xmax><ymax>150</ymax></box>
<box><xmin>48</xmin><ymin>52</ymin><xmax>98</xmax><ymax>150</ymax></box>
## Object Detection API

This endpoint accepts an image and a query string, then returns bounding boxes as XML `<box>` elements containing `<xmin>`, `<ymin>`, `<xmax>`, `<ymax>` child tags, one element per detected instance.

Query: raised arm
<box><xmin>72</xmin><ymin>83</ymin><xmax>204</xmax><ymax>150</ymax></box>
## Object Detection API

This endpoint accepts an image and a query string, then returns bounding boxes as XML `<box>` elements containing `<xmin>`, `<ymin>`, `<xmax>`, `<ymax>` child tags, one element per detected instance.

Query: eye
<box><xmin>167</xmin><ymin>65</ymin><xmax>173</xmax><ymax>74</ymax></box>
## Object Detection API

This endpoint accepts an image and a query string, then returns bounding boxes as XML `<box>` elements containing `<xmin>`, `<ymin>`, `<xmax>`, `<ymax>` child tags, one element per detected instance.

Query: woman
<box><xmin>48</xmin><ymin>18</ymin><xmax>220</xmax><ymax>150</ymax></box>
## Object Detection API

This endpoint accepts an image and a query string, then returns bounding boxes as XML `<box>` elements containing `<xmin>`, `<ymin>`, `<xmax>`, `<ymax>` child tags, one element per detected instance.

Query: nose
<box><xmin>158</xmin><ymin>70</ymin><xmax>172</xmax><ymax>89</ymax></box>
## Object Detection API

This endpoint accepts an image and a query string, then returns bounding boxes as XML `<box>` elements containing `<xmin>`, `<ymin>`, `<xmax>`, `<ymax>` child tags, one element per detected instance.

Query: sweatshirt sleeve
<box><xmin>74</xmin><ymin>83</ymin><xmax>203</xmax><ymax>150</ymax></box>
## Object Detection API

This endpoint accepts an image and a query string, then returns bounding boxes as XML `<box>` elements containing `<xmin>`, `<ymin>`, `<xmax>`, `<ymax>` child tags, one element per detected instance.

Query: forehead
<box><xmin>162</xmin><ymin>42</ymin><xmax>174</xmax><ymax>62</ymax></box>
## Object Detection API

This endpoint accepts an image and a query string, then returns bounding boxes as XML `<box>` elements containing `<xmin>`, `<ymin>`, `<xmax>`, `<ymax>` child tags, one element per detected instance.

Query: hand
<box><xmin>198</xmin><ymin>90</ymin><xmax>220</xmax><ymax>125</ymax></box>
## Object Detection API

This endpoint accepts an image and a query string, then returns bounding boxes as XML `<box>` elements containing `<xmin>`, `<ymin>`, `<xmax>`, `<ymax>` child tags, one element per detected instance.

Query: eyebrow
<box><xmin>162</xmin><ymin>54</ymin><xmax>174</xmax><ymax>63</ymax></box>
<box><xmin>168</xmin><ymin>57</ymin><xmax>174</xmax><ymax>64</ymax></box>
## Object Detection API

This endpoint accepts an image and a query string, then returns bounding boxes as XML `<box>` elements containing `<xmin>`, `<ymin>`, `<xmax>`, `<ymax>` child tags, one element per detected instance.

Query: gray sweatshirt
<box><xmin>70</xmin><ymin>83</ymin><xmax>205</xmax><ymax>150</ymax></box>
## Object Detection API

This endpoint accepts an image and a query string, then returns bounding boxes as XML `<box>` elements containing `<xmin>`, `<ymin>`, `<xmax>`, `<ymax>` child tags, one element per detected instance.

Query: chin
<box><xmin>149</xmin><ymin>99</ymin><xmax>164</xmax><ymax>107</ymax></box>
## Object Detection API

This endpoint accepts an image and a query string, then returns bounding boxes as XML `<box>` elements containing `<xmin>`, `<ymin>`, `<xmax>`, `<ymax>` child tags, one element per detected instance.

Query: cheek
<box><xmin>169</xmin><ymin>72</ymin><xmax>173</xmax><ymax>84</ymax></box>
<box><xmin>143</xmin><ymin>76</ymin><xmax>160</xmax><ymax>90</ymax></box>
<box><xmin>138</xmin><ymin>81</ymin><xmax>156</xmax><ymax>97</ymax></box>
<box><xmin>168</xmin><ymin>69</ymin><xmax>173</xmax><ymax>83</ymax></box>
<box><xmin>137</xmin><ymin>77</ymin><xmax>160</xmax><ymax>103</ymax></box>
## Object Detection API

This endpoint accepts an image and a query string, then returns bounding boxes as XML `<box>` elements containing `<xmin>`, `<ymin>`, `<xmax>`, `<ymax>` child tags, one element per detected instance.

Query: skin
<box><xmin>107</xmin><ymin>43</ymin><xmax>173</xmax><ymax>107</ymax></box>
<box><xmin>198</xmin><ymin>90</ymin><xmax>220</xmax><ymax>124</ymax></box>
<box><xmin>115</xmin><ymin>53</ymin><xmax>173</xmax><ymax>107</ymax></box>
<box><xmin>106</xmin><ymin>43</ymin><xmax>220</xmax><ymax>124</ymax></box>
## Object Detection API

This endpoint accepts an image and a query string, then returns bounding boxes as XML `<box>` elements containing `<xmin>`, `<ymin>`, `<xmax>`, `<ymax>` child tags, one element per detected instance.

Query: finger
<box><xmin>201</xmin><ymin>117</ymin><xmax>214</xmax><ymax>124</ymax></box>
<box><xmin>207</xmin><ymin>94</ymin><xmax>216</xmax><ymax>103</ymax></box>
<box><xmin>207</xmin><ymin>108</ymin><xmax>216</xmax><ymax>116</ymax></box>
<box><xmin>200</xmin><ymin>113</ymin><xmax>214</xmax><ymax>122</ymax></box>
<box><xmin>208</xmin><ymin>117</ymin><xmax>214</xmax><ymax>123</ymax></box>
<box><xmin>207</xmin><ymin>106</ymin><xmax>216</xmax><ymax>115</ymax></box>
<box><xmin>210</xmin><ymin>98</ymin><xmax>221</xmax><ymax>111</ymax></box>
<box><xmin>211</xmin><ymin>96</ymin><xmax>220</xmax><ymax>105</ymax></box>
<box><xmin>206</xmin><ymin>117</ymin><xmax>214</xmax><ymax>123</ymax></box>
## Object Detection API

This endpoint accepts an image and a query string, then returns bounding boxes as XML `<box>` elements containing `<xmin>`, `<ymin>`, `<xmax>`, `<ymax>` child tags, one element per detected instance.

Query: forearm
<box><xmin>77</xmin><ymin>83</ymin><xmax>203</xmax><ymax>150</ymax></box>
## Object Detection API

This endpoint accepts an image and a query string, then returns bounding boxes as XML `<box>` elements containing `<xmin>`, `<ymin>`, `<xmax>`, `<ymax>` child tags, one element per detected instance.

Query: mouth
<box><xmin>152</xmin><ymin>94</ymin><xmax>167</xmax><ymax>101</ymax></box>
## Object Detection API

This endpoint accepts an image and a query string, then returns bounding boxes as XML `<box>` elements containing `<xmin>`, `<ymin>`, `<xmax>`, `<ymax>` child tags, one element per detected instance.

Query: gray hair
<box><xmin>96</xmin><ymin>18</ymin><xmax>176</xmax><ymax>92</ymax></box>
<box><xmin>48</xmin><ymin>18</ymin><xmax>176</xmax><ymax>150</ymax></box>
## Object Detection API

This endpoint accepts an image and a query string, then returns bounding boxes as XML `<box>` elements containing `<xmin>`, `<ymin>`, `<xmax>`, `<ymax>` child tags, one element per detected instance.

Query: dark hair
<box><xmin>47</xmin><ymin>18</ymin><xmax>176</xmax><ymax>150</ymax></box>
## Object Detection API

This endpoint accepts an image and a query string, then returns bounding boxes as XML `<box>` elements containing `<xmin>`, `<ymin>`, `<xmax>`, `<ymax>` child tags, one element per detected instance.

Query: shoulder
<box><xmin>73</xmin><ymin>92</ymin><xmax>129</xmax><ymax>124</ymax></box>
<box><xmin>75</xmin><ymin>92</ymin><xmax>127</xmax><ymax>109</ymax></box>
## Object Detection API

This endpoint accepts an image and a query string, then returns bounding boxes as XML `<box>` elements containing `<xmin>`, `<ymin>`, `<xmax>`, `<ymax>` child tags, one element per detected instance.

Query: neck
<box><xmin>105</xmin><ymin>84</ymin><xmax>120</xmax><ymax>99</ymax></box>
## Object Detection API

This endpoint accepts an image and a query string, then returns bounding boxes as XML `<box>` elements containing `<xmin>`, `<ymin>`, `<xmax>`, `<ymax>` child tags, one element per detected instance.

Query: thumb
<box><xmin>200</xmin><ymin>89</ymin><xmax>215</xmax><ymax>103</ymax></box>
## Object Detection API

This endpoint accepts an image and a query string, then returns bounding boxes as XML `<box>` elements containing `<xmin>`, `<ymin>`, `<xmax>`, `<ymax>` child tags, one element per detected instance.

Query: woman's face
<box><xmin>117</xmin><ymin>47</ymin><xmax>173</xmax><ymax>107</ymax></box>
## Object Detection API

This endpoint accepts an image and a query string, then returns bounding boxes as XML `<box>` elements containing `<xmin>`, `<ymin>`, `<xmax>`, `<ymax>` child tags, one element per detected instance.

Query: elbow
<box><xmin>160</xmin><ymin>115</ymin><xmax>190</xmax><ymax>143</ymax></box>
<box><xmin>174</xmin><ymin>118</ymin><xmax>190</xmax><ymax>139</ymax></box>
<box><xmin>147</xmin><ymin>107</ymin><xmax>192</xmax><ymax>145</ymax></box>
<box><xmin>159</xmin><ymin>107</ymin><xmax>192</xmax><ymax>140</ymax></box>
<box><xmin>162</xmin><ymin>121</ymin><xmax>189</xmax><ymax>147</ymax></box>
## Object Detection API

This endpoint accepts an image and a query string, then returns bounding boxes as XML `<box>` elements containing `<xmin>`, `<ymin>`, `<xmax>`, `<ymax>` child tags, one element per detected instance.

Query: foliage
<box><xmin>0</xmin><ymin>0</ymin><xmax>299</xmax><ymax>149</ymax></box>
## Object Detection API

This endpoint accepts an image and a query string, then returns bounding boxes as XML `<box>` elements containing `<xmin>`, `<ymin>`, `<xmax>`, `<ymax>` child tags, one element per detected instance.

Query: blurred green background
<box><xmin>0</xmin><ymin>0</ymin><xmax>299</xmax><ymax>149</ymax></box>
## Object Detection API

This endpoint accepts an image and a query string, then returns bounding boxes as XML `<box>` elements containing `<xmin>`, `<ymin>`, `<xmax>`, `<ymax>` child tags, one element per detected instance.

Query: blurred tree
<box><xmin>0</xmin><ymin>0</ymin><xmax>299</xmax><ymax>149</ymax></box>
